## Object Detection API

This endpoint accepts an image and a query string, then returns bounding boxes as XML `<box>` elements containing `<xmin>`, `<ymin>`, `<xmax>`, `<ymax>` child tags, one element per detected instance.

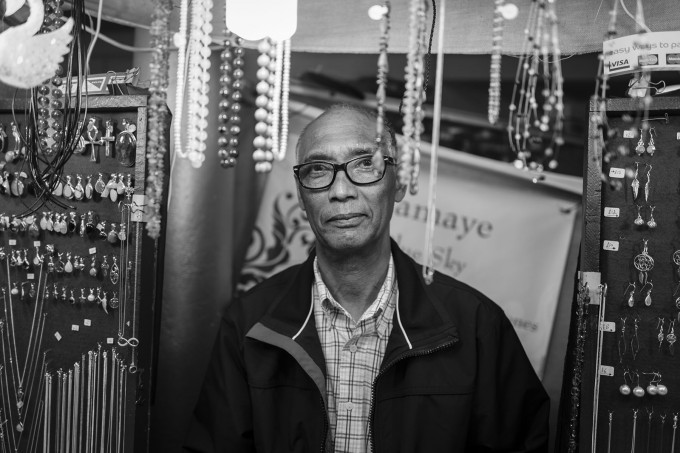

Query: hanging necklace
<box><xmin>373</xmin><ymin>2</ymin><xmax>391</xmax><ymax>169</ymax></box>
<box><xmin>400</xmin><ymin>0</ymin><xmax>428</xmax><ymax>194</ymax></box>
<box><xmin>145</xmin><ymin>0</ymin><xmax>173</xmax><ymax>239</ymax></box>
<box><xmin>217</xmin><ymin>16</ymin><xmax>245</xmax><ymax>169</ymax></box>
<box><xmin>488</xmin><ymin>0</ymin><xmax>505</xmax><ymax>125</ymax></box>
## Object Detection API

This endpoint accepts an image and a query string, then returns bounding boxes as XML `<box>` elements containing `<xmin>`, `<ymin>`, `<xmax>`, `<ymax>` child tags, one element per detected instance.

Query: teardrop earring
<box><xmin>647</xmin><ymin>127</ymin><xmax>656</xmax><ymax>155</ymax></box>
<box><xmin>642</xmin><ymin>280</ymin><xmax>653</xmax><ymax>307</ymax></box>
<box><xmin>634</xmin><ymin>204</ymin><xmax>644</xmax><ymax>226</ymax></box>
<box><xmin>635</xmin><ymin>128</ymin><xmax>645</xmax><ymax>155</ymax></box>
<box><xmin>647</xmin><ymin>206</ymin><xmax>657</xmax><ymax>228</ymax></box>
<box><xmin>631</xmin><ymin>162</ymin><xmax>640</xmax><ymax>199</ymax></box>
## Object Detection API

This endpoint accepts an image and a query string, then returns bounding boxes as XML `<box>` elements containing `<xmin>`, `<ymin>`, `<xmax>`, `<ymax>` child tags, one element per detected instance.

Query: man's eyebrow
<box><xmin>302</xmin><ymin>146</ymin><xmax>377</xmax><ymax>163</ymax></box>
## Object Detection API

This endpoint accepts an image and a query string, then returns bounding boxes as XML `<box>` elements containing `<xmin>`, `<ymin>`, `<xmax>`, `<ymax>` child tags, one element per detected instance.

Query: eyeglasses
<box><xmin>293</xmin><ymin>155</ymin><xmax>396</xmax><ymax>190</ymax></box>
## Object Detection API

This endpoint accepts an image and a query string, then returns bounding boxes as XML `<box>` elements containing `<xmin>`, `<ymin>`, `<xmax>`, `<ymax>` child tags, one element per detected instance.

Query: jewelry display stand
<box><xmin>0</xmin><ymin>95</ymin><xmax>165</xmax><ymax>452</ymax></box>
<box><xmin>559</xmin><ymin>97</ymin><xmax>680</xmax><ymax>452</ymax></box>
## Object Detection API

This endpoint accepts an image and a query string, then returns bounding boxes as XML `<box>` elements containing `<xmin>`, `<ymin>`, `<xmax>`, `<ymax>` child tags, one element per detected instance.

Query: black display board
<box><xmin>0</xmin><ymin>95</ymin><xmax>163</xmax><ymax>453</ymax></box>
<box><xmin>571</xmin><ymin>97</ymin><xmax>680</xmax><ymax>453</ymax></box>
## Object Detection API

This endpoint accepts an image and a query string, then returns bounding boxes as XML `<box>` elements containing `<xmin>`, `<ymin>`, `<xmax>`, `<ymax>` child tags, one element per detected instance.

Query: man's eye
<box><xmin>356</xmin><ymin>158</ymin><xmax>375</xmax><ymax>169</ymax></box>
<box><xmin>309</xmin><ymin>164</ymin><xmax>329</xmax><ymax>173</ymax></box>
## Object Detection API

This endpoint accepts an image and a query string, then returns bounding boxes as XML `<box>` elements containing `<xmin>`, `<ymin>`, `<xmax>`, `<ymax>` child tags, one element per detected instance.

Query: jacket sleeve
<box><xmin>183</xmin><ymin>311</ymin><xmax>255</xmax><ymax>453</ymax></box>
<box><xmin>472</xmin><ymin>306</ymin><xmax>550</xmax><ymax>452</ymax></box>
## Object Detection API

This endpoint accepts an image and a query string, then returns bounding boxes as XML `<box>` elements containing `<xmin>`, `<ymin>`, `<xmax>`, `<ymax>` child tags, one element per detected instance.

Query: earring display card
<box><xmin>575</xmin><ymin>97</ymin><xmax>680</xmax><ymax>453</ymax></box>
<box><xmin>0</xmin><ymin>95</ymin><xmax>163</xmax><ymax>453</ymax></box>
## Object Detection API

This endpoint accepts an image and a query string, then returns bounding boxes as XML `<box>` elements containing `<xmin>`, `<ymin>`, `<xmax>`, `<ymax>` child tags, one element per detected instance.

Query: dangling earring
<box><xmin>642</xmin><ymin>280</ymin><xmax>653</xmax><ymax>307</ymax></box>
<box><xmin>647</xmin><ymin>127</ymin><xmax>656</xmax><ymax>155</ymax></box>
<box><xmin>635</xmin><ymin>128</ymin><xmax>645</xmax><ymax>155</ymax></box>
<box><xmin>667</xmin><ymin>320</ymin><xmax>676</xmax><ymax>354</ymax></box>
<box><xmin>110</xmin><ymin>257</ymin><xmax>119</xmax><ymax>284</ymax></box>
<box><xmin>658</xmin><ymin>317</ymin><xmax>666</xmax><ymax>349</ymax></box>
<box><xmin>633</xmin><ymin>372</ymin><xmax>645</xmax><ymax>397</ymax></box>
<box><xmin>631</xmin><ymin>162</ymin><xmax>640</xmax><ymax>199</ymax></box>
<box><xmin>631</xmin><ymin>317</ymin><xmax>640</xmax><ymax>360</ymax></box>
<box><xmin>619</xmin><ymin>368</ymin><xmax>631</xmax><ymax>395</ymax></box>
<box><xmin>644</xmin><ymin>164</ymin><xmax>652</xmax><ymax>203</ymax></box>
<box><xmin>634</xmin><ymin>204</ymin><xmax>644</xmax><ymax>226</ymax></box>
<box><xmin>74</xmin><ymin>175</ymin><xmax>84</xmax><ymax>200</ymax></box>
<box><xmin>618</xmin><ymin>316</ymin><xmax>628</xmax><ymax>363</ymax></box>
<box><xmin>647</xmin><ymin>205</ymin><xmax>657</xmax><ymax>228</ymax></box>
<box><xmin>656</xmin><ymin>373</ymin><xmax>668</xmax><ymax>396</ymax></box>
<box><xmin>624</xmin><ymin>282</ymin><xmax>636</xmax><ymax>307</ymax></box>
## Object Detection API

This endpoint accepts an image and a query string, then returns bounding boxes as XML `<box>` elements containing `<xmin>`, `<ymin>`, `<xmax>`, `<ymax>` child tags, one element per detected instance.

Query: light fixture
<box><xmin>225</xmin><ymin>0</ymin><xmax>298</xmax><ymax>41</ymax></box>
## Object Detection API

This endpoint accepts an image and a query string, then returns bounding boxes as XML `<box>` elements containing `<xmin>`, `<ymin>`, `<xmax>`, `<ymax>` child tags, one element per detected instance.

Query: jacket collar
<box><xmin>257</xmin><ymin>239</ymin><xmax>460</xmax><ymax>370</ymax></box>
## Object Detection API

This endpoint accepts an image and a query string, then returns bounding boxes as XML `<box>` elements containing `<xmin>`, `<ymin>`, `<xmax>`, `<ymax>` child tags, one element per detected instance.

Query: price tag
<box><xmin>33</xmin><ymin>241</ymin><xmax>41</xmax><ymax>247</ymax></box>
<box><xmin>71</xmin><ymin>325</ymin><xmax>79</xmax><ymax>332</ymax></box>
<box><xmin>54</xmin><ymin>332</ymin><xmax>62</xmax><ymax>341</ymax></box>
<box><xmin>89</xmin><ymin>247</ymin><xmax>97</xmax><ymax>255</ymax></box>
<box><xmin>603</xmin><ymin>240</ymin><xmax>619</xmax><ymax>251</ymax></box>
<box><xmin>624</xmin><ymin>130</ymin><xmax>636</xmax><ymax>138</ymax></box>
<box><xmin>600</xmin><ymin>321</ymin><xmax>616</xmax><ymax>332</ymax></box>
<box><xmin>26</xmin><ymin>274</ymin><xmax>34</xmax><ymax>280</ymax></box>
<box><xmin>677</xmin><ymin>132</ymin><xmax>680</xmax><ymax>140</ymax></box>
<box><xmin>599</xmin><ymin>365</ymin><xmax>614</xmax><ymax>377</ymax></box>
<box><xmin>107</xmin><ymin>338</ymin><xmax>114</xmax><ymax>344</ymax></box>
<box><xmin>83</xmin><ymin>319</ymin><xmax>91</xmax><ymax>327</ymax></box>
<box><xmin>603</xmin><ymin>207</ymin><xmax>620</xmax><ymax>218</ymax></box>
<box><xmin>608</xmin><ymin>167</ymin><xmax>625</xmax><ymax>178</ymax></box>
<box><xmin>8</xmin><ymin>239</ymin><xmax>16</xmax><ymax>246</ymax></box>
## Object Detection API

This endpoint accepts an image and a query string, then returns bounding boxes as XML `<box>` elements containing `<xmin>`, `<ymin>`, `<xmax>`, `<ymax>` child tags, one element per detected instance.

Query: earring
<box><xmin>110</xmin><ymin>257</ymin><xmax>119</xmax><ymax>284</ymax></box>
<box><xmin>68</xmin><ymin>290</ymin><xmax>76</xmax><ymax>305</ymax></box>
<box><xmin>658</xmin><ymin>317</ymin><xmax>666</xmax><ymax>349</ymax></box>
<box><xmin>101</xmin><ymin>255</ymin><xmax>109</xmax><ymax>277</ymax></box>
<box><xmin>89</xmin><ymin>256</ymin><xmax>98</xmax><ymax>277</ymax></box>
<box><xmin>642</xmin><ymin>280</ymin><xmax>653</xmax><ymax>307</ymax></box>
<box><xmin>667</xmin><ymin>320</ymin><xmax>676</xmax><ymax>354</ymax></box>
<box><xmin>109</xmin><ymin>291</ymin><xmax>119</xmax><ymax>309</ymax></box>
<box><xmin>87</xmin><ymin>288</ymin><xmax>96</xmax><ymax>302</ymax></box>
<box><xmin>620</xmin><ymin>368</ymin><xmax>632</xmax><ymax>395</ymax></box>
<box><xmin>618</xmin><ymin>316</ymin><xmax>628</xmax><ymax>363</ymax></box>
<box><xmin>107</xmin><ymin>223</ymin><xmax>119</xmax><ymax>244</ymax></box>
<box><xmin>647</xmin><ymin>127</ymin><xmax>656</xmax><ymax>155</ymax></box>
<box><xmin>657</xmin><ymin>373</ymin><xmax>668</xmax><ymax>395</ymax></box>
<box><xmin>624</xmin><ymin>282</ymin><xmax>636</xmax><ymax>308</ymax></box>
<box><xmin>634</xmin><ymin>239</ymin><xmax>654</xmax><ymax>285</ymax></box>
<box><xmin>79</xmin><ymin>289</ymin><xmax>87</xmax><ymax>304</ymax></box>
<box><xmin>631</xmin><ymin>317</ymin><xmax>640</xmax><ymax>360</ymax></box>
<box><xmin>647</xmin><ymin>206</ymin><xmax>657</xmax><ymax>228</ymax></box>
<box><xmin>28</xmin><ymin>283</ymin><xmax>35</xmax><ymax>299</ymax></box>
<box><xmin>85</xmin><ymin>175</ymin><xmax>94</xmax><ymax>199</ymax></box>
<box><xmin>632</xmin><ymin>162</ymin><xmax>640</xmax><ymax>199</ymax></box>
<box><xmin>94</xmin><ymin>173</ymin><xmax>106</xmax><ymax>194</ymax></box>
<box><xmin>74</xmin><ymin>175</ymin><xmax>84</xmax><ymax>200</ymax></box>
<box><xmin>635</xmin><ymin>129</ymin><xmax>646</xmax><ymax>155</ymax></box>
<box><xmin>646</xmin><ymin>372</ymin><xmax>659</xmax><ymax>395</ymax></box>
<box><xmin>645</xmin><ymin>164</ymin><xmax>652</xmax><ymax>203</ymax></box>
<box><xmin>64</xmin><ymin>253</ymin><xmax>73</xmax><ymax>273</ymax></box>
<box><xmin>63</xmin><ymin>175</ymin><xmax>74</xmax><ymax>199</ymax></box>
<box><xmin>633</xmin><ymin>372</ymin><xmax>645</xmax><ymax>397</ymax></box>
<box><xmin>634</xmin><ymin>205</ymin><xmax>644</xmax><ymax>226</ymax></box>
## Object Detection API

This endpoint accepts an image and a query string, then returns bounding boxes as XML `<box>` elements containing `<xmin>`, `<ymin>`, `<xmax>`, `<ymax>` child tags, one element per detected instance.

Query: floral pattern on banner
<box><xmin>237</xmin><ymin>191</ymin><xmax>314</xmax><ymax>295</ymax></box>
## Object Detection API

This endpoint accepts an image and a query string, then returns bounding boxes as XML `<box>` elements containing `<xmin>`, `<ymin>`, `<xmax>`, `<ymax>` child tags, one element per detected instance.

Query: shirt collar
<box><xmin>313</xmin><ymin>255</ymin><xmax>397</xmax><ymax>336</ymax></box>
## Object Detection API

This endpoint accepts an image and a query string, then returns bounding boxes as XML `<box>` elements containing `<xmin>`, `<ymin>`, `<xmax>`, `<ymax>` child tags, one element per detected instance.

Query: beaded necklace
<box><xmin>145</xmin><ymin>0</ymin><xmax>172</xmax><ymax>239</ymax></box>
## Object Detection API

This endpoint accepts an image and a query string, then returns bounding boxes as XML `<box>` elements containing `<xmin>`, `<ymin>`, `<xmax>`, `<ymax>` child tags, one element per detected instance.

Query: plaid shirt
<box><xmin>312</xmin><ymin>256</ymin><xmax>397</xmax><ymax>453</ymax></box>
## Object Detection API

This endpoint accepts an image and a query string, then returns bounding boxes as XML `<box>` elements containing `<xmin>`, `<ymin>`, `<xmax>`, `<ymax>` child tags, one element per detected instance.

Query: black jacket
<box><xmin>185</xmin><ymin>241</ymin><xmax>549</xmax><ymax>452</ymax></box>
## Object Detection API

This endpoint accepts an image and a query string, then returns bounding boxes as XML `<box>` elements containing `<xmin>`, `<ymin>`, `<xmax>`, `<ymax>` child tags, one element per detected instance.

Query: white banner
<box><xmin>239</xmin><ymin>106</ymin><xmax>581</xmax><ymax>378</ymax></box>
<box><xmin>603</xmin><ymin>31</ymin><xmax>680</xmax><ymax>76</ymax></box>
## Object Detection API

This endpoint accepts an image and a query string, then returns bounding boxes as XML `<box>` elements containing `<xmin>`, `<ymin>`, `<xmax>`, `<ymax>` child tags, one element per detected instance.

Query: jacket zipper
<box><xmin>368</xmin><ymin>339</ymin><xmax>457</xmax><ymax>453</ymax></box>
<box><xmin>320</xmin><ymin>394</ymin><xmax>328</xmax><ymax>452</ymax></box>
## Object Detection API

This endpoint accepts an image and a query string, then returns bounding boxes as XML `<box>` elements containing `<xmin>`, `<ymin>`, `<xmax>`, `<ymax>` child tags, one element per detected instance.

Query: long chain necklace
<box><xmin>507</xmin><ymin>0</ymin><xmax>564</xmax><ymax>174</ymax></box>
<box><xmin>488</xmin><ymin>0</ymin><xmax>505</xmax><ymax>125</ymax></box>
<box><xmin>400</xmin><ymin>0</ymin><xmax>428</xmax><ymax>194</ymax></box>
<box><xmin>145</xmin><ymin>0</ymin><xmax>172</xmax><ymax>239</ymax></box>
<box><xmin>217</xmin><ymin>19</ymin><xmax>244</xmax><ymax>169</ymax></box>
<box><xmin>373</xmin><ymin>2</ymin><xmax>390</xmax><ymax>169</ymax></box>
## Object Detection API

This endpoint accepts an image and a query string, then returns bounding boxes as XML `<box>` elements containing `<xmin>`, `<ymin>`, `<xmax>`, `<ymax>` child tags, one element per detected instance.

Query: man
<box><xmin>185</xmin><ymin>104</ymin><xmax>549</xmax><ymax>452</ymax></box>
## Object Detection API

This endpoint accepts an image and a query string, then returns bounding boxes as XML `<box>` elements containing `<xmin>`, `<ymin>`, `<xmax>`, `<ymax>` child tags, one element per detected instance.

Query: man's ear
<box><xmin>394</xmin><ymin>177</ymin><xmax>407</xmax><ymax>203</ymax></box>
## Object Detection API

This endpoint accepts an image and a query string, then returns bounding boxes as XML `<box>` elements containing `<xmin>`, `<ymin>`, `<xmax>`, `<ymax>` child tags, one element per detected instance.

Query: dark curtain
<box><xmin>142</xmin><ymin>42</ymin><xmax>268</xmax><ymax>452</ymax></box>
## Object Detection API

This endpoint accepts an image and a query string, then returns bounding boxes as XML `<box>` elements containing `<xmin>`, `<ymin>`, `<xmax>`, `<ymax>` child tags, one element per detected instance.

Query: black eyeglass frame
<box><xmin>293</xmin><ymin>155</ymin><xmax>396</xmax><ymax>190</ymax></box>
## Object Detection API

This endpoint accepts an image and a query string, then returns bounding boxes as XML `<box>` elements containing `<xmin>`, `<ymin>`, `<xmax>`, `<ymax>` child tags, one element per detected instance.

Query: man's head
<box><xmin>294</xmin><ymin>104</ymin><xmax>406</xmax><ymax>257</ymax></box>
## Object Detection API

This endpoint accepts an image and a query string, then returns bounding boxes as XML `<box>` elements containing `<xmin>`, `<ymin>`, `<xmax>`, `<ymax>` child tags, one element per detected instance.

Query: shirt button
<box><xmin>349</xmin><ymin>344</ymin><xmax>358</xmax><ymax>353</ymax></box>
<box><xmin>343</xmin><ymin>401</ymin><xmax>354</xmax><ymax>412</ymax></box>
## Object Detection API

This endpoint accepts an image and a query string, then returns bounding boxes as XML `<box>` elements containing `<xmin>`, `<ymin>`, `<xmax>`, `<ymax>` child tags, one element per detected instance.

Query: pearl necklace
<box><xmin>253</xmin><ymin>39</ymin><xmax>291</xmax><ymax>173</ymax></box>
<box><xmin>217</xmin><ymin>23</ymin><xmax>244</xmax><ymax>169</ymax></box>
<box><xmin>373</xmin><ymin>1</ymin><xmax>390</xmax><ymax>168</ymax></box>
<box><xmin>175</xmin><ymin>0</ymin><xmax>213</xmax><ymax>169</ymax></box>
<box><xmin>488</xmin><ymin>0</ymin><xmax>505</xmax><ymax>125</ymax></box>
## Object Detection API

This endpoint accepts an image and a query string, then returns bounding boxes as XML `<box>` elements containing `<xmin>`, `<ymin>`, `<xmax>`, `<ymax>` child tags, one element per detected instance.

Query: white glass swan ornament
<box><xmin>0</xmin><ymin>0</ymin><xmax>74</xmax><ymax>89</ymax></box>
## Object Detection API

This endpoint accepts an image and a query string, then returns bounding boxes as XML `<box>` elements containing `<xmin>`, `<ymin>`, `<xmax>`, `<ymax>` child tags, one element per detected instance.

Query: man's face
<box><xmin>296</xmin><ymin>109</ymin><xmax>405</xmax><ymax>255</ymax></box>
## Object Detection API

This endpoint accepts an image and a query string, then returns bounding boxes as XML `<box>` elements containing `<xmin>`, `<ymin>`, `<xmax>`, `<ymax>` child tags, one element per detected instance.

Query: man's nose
<box><xmin>328</xmin><ymin>168</ymin><xmax>357</xmax><ymax>200</ymax></box>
